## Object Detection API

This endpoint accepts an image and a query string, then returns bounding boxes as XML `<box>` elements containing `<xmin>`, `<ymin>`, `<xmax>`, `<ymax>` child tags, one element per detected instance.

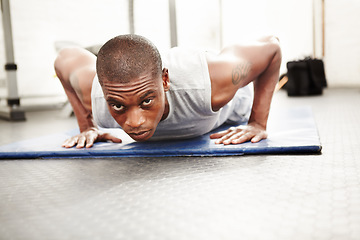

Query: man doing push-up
<box><xmin>54</xmin><ymin>34</ymin><xmax>281</xmax><ymax>148</ymax></box>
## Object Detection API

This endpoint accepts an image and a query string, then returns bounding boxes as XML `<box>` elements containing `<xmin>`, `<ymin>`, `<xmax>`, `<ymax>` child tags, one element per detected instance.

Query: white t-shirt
<box><xmin>91</xmin><ymin>47</ymin><xmax>253</xmax><ymax>140</ymax></box>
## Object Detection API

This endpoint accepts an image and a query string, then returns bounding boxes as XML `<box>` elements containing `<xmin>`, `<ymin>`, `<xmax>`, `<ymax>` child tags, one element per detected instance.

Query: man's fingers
<box><xmin>85</xmin><ymin>133</ymin><xmax>98</xmax><ymax>148</ymax></box>
<box><xmin>62</xmin><ymin>136</ymin><xmax>78</xmax><ymax>148</ymax></box>
<box><xmin>214</xmin><ymin>133</ymin><xmax>229</xmax><ymax>144</ymax></box>
<box><xmin>101</xmin><ymin>133</ymin><xmax>122</xmax><ymax>143</ymax></box>
<box><xmin>61</xmin><ymin>130</ymin><xmax>123</xmax><ymax>149</ymax></box>
<box><xmin>225</xmin><ymin>132</ymin><xmax>249</xmax><ymax>145</ymax></box>
<box><xmin>213</xmin><ymin>127</ymin><xmax>242</xmax><ymax>144</ymax></box>
<box><xmin>210</xmin><ymin>130</ymin><xmax>229</xmax><ymax>139</ymax></box>
<box><xmin>211</xmin><ymin>125</ymin><xmax>267</xmax><ymax>145</ymax></box>
<box><xmin>84</xmin><ymin>130</ymin><xmax>103</xmax><ymax>148</ymax></box>
<box><xmin>251</xmin><ymin>132</ymin><xmax>268</xmax><ymax>143</ymax></box>
<box><xmin>76</xmin><ymin>135</ymin><xmax>86</xmax><ymax>149</ymax></box>
<box><xmin>62</xmin><ymin>133</ymin><xmax>94</xmax><ymax>149</ymax></box>
<box><xmin>61</xmin><ymin>139</ymin><xmax>70</xmax><ymax>148</ymax></box>
<box><xmin>217</xmin><ymin>132</ymin><xmax>236</xmax><ymax>144</ymax></box>
<box><xmin>251</xmin><ymin>135</ymin><xmax>262</xmax><ymax>143</ymax></box>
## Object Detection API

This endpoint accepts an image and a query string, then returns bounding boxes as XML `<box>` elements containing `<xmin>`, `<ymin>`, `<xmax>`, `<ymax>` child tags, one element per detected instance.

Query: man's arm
<box><xmin>207</xmin><ymin>36</ymin><xmax>282</xmax><ymax>144</ymax></box>
<box><xmin>55</xmin><ymin>47</ymin><xmax>122</xmax><ymax>148</ymax></box>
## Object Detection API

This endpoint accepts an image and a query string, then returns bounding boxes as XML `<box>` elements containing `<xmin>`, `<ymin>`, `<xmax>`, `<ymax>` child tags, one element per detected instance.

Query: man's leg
<box><xmin>54</xmin><ymin>47</ymin><xmax>96</xmax><ymax>132</ymax></box>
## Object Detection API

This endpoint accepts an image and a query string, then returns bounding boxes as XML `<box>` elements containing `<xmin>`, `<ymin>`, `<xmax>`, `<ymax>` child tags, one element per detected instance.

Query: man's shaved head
<box><xmin>96</xmin><ymin>34</ymin><xmax>163</xmax><ymax>85</ymax></box>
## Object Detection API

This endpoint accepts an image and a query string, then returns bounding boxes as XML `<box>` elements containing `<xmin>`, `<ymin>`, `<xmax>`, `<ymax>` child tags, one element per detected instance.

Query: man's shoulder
<box><xmin>163</xmin><ymin>47</ymin><xmax>205</xmax><ymax>63</ymax></box>
<box><xmin>164</xmin><ymin>49</ymin><xmax>210</xmax><ymax>92</ymax></box>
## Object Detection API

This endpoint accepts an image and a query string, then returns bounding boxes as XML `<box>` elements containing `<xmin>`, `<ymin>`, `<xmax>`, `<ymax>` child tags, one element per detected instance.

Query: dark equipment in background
<box><xmin>280</xmin><ymin>58</ymin><xmax>327</xmax><ymax>96</ymax></box>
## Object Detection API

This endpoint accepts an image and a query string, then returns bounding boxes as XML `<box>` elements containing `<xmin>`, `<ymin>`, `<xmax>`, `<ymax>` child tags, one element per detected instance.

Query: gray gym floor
<box><xmin>0</xmin><ymin>88</ymin><xmax>360</xmax><ymax>240</ymax></box>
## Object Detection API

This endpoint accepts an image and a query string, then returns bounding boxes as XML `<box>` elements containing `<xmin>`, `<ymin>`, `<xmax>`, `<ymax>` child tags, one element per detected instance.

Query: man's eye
<box><xmin>111</xmin><ymin>104</ymin><xmax>124</xmax><ymax>111</ymax></box>
<box><xmin>142</xmin><ymin>99</ymin><xmax>153</xmax><ymax>106</ymax></box>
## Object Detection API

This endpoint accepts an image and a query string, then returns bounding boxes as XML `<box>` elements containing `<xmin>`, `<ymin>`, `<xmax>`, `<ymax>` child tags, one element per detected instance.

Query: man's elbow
<box><xmin>259</xmin><ymin>35</ymin><xmax>282</xmax><ymax>63</ymax></box>
<box><xmin>268</xmin><ymin>36</ymin><xmax>282</xmax><ymax>67</ymax></box>
<box><xmin>272</xmin><ymin>35</ymin><xmax>280</xmax><ymax>43</ymax></box>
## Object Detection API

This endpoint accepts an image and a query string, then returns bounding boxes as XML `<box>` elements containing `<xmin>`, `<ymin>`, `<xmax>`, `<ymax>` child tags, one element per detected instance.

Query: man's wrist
<box><xmin>248</xmin><ymin>116</ymin><xmax>267</xmax><ymax>130</ymax></box>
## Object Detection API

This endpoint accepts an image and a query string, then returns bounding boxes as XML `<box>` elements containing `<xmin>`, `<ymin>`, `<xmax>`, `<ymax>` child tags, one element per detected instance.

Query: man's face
<box><xmin>102</xmin><ymin>70</ymin><xmax>169</xmax><ymax>141</ymax></box>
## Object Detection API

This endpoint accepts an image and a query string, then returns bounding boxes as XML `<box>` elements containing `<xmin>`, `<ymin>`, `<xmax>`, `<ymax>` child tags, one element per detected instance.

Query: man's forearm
<box><xmin>64</xmin><ymin>88</ymin><xmax>96</xmax><ymax>132</ymax></box>
<box><xmin>248</xmin><ymin>83</ymin><xmax>276</xmax><ymax>130</ymax></box>
<box><xmin>76</xmin><ymin>109</ymin><xmax>96</xmax><ymax>133</ymax></box>
<box><xmin>248</xmin><ymin>47</ymin><xmax>281</xmax><ymax>129</ymax></box>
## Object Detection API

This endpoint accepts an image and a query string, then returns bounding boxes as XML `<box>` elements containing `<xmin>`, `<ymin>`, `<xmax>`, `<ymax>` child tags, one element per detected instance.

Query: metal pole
<box><xmin>322</xmin><ymin>0</ymin><xmax>325</xmax><ymax>57</ymax></box>
<box><xmin>0</xmin><ymin>0</ymin><xmax>26</xmax><ymax>120</ymax></box>
<box><xmin>128</xmin><ymin>0</ymin><xmax>135</xmax><ymax>34</ymax></box>
<box><xmin>312</xmin><ymin>0</ymin><xmax>316</xmax><ymax>57</ymax></box>
<box><xmin>168</xmin><ymin>0</ymin><xmax>178</xmax><ymax>47</ymax></box>
<box><xmin>219</xmin><ymin>0</ymin><xmax>223</xmax><ymax>49</ymax></box>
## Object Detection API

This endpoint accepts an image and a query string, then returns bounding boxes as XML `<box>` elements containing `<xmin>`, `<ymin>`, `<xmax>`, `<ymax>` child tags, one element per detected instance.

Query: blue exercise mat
<box><xmin>0</xmin><ymin>107</ymin><xmax>321</xmax><ymax>159</ymax></box>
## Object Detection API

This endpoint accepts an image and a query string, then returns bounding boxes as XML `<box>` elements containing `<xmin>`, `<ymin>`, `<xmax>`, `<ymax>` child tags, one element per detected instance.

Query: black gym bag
<box><xmin>284</xmin><ymin>58</ymin><xmax>327</xmax><ymax>96</ymax></box>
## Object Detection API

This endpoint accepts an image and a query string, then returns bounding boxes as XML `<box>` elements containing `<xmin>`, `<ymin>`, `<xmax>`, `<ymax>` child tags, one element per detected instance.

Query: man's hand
<box><xmin>210</xmin><ymin>122</ymin><xmax>268</xmax><ymax>145</ymax></box>
<box><xmin>62</xmin><ymin>127</ymin><xmax>122</xmax><ymax>148</ymax></box>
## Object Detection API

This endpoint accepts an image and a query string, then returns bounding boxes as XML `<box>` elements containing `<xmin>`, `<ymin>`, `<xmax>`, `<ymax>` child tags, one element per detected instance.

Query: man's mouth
<box><xmin>128</xmin><ymin>130</ymin><xmax>152</xmax><ymax>141</ymax></box>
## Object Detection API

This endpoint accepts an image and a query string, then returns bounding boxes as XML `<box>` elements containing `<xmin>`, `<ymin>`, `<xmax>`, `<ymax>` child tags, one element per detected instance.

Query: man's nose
<box><xmin>125</xmin><ymin>108</ymin><xmax>145</xmax><ymax>129</ymax></box>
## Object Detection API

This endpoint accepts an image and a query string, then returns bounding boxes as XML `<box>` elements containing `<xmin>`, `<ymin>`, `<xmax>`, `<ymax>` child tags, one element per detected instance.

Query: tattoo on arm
<box><xmin>232</xmin><ymin>62</ymin><xmax>252</xmax><ymax>85</ymax></box>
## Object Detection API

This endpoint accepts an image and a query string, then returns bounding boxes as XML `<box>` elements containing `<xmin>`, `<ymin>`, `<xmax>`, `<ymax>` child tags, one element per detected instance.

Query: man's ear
<box><xmin>162</xmin><ymin>68</ymin><xmax>170</xmax><ymax>92</ymax></box>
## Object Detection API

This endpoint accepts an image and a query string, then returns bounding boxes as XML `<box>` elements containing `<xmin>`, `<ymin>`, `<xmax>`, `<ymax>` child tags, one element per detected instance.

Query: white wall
<box><xmin>1</xmin><ymin>0</ymin><xmax>359</xmax><ymax>105</ymax></box>
<box><xmin>0</xmin><ymin>0</ymin><xmax>131</xmax><ymax>100</ymax></box>
<box><xmin>176</xmin><ymin>0</ymin><xmax>221</xmax><ymax>51</ymax></box>
<box><xmin>324</xmin><ymin>0</ymin><xmax>360</xmax><ymax>87</ymax></box>
<box><xmin>133</xmin><ymin>0</ymin><xmax>171</xmax><ymax>54</ymax></box>
<box><xmin>221</xmin><ymin>0</ymin><xmax>314</xmax><ymax>75</ymax></box>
